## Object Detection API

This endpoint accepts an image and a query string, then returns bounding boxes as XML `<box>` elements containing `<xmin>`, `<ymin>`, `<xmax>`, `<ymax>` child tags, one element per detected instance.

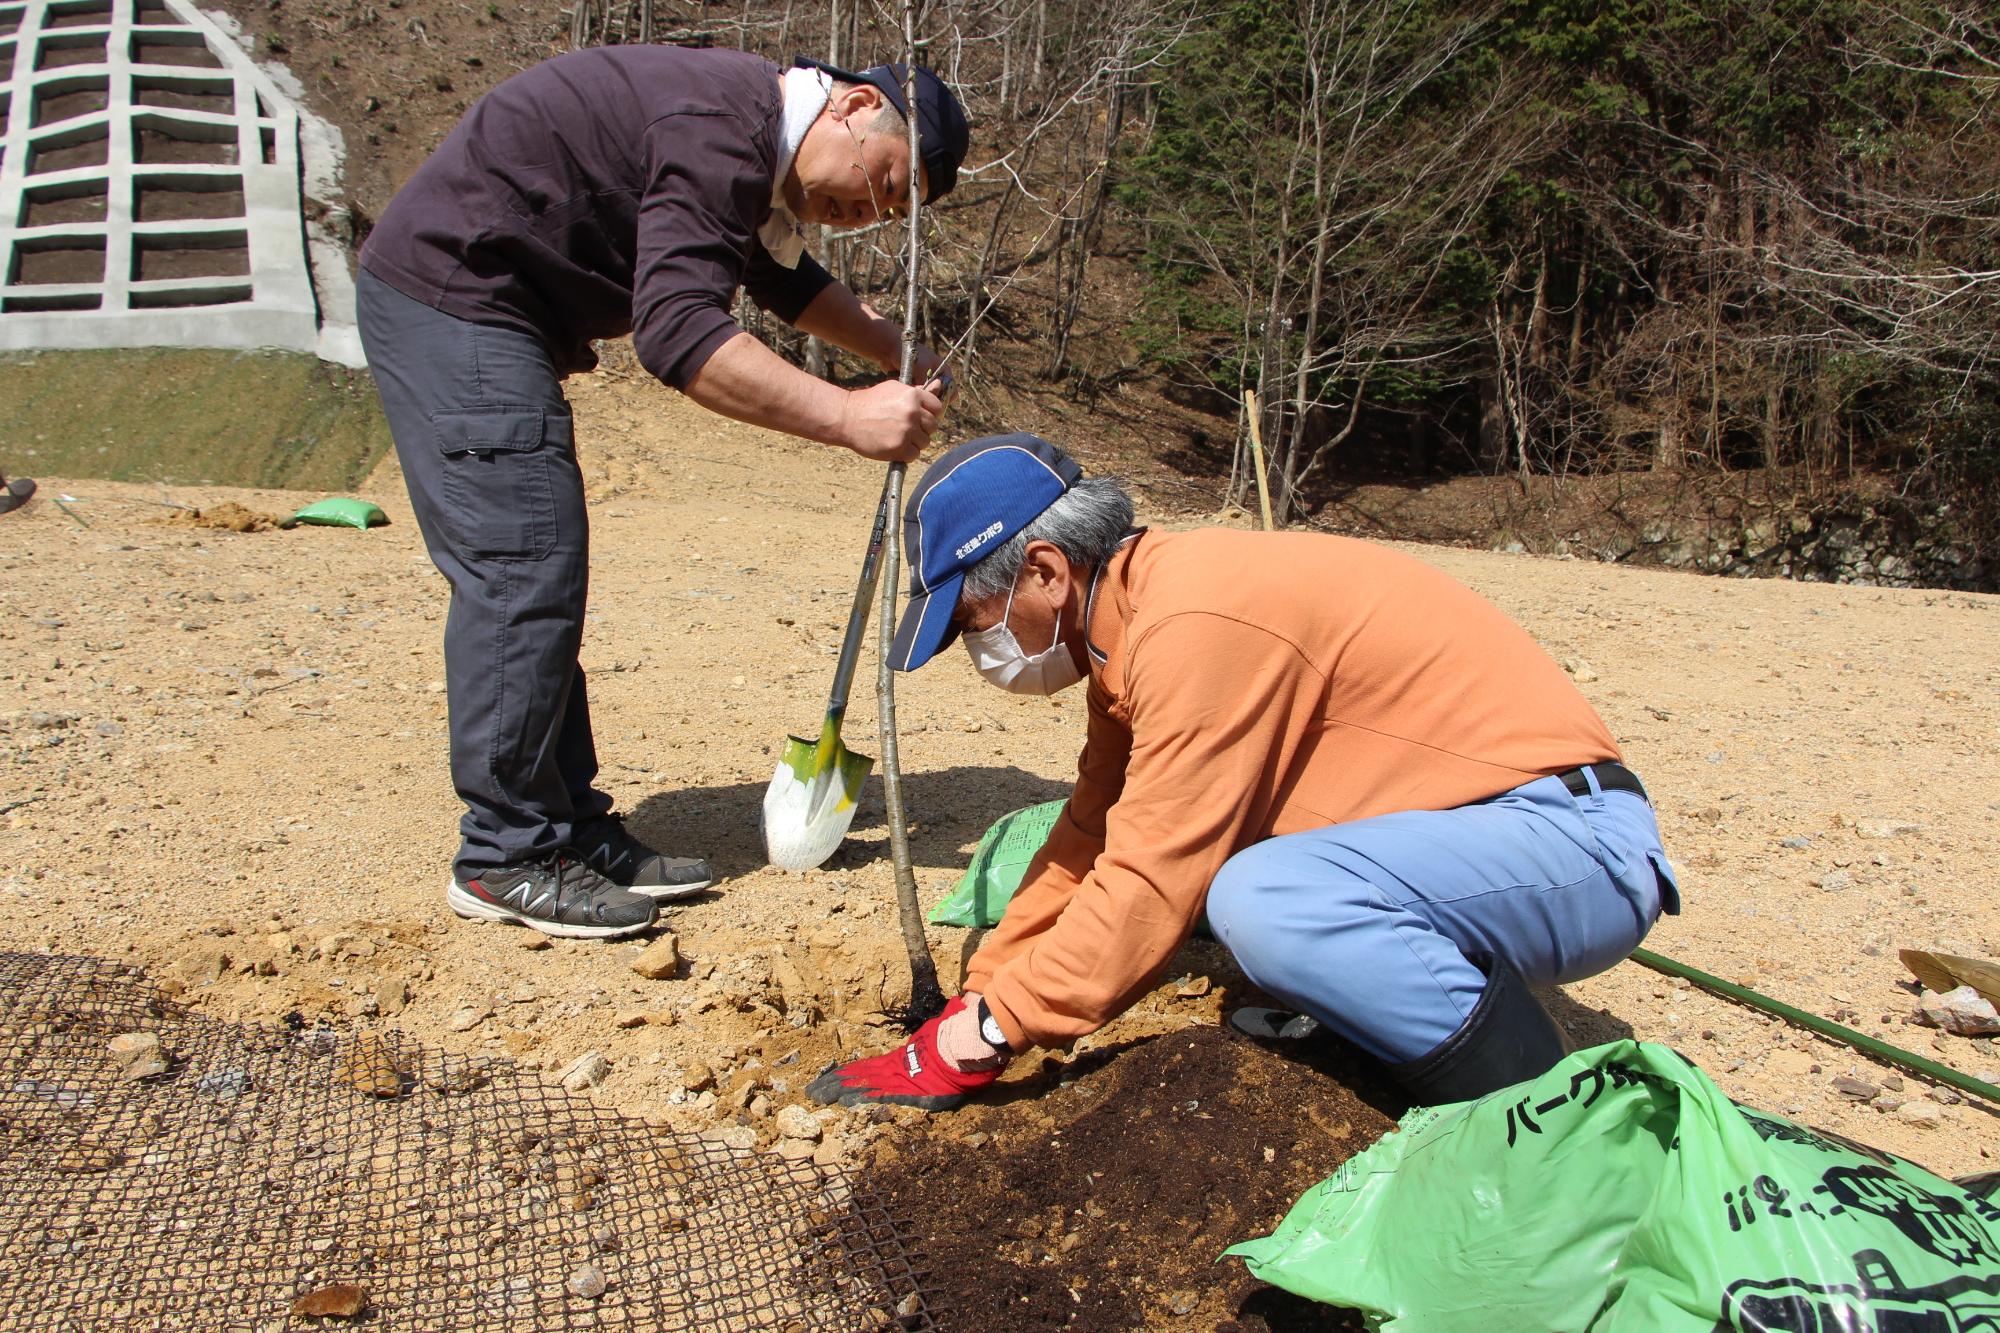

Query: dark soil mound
<box><xmin>866</xmin><ymin>1025</ymin><xmax>1405</xmax><ymax>1332</ymax></box>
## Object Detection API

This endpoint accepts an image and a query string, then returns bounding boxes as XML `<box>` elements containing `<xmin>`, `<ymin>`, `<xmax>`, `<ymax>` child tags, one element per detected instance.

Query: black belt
<box><xmin>1558</xmin><ymin>761</ymin><xmax>1649</xmax><ymax>804</ymax></box>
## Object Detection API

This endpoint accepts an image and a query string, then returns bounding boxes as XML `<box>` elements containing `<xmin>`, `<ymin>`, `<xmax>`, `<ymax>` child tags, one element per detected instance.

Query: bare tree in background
<box><xmin>611</xmin><ymin>0</ymin><xmax>1198</xmax><ymax>399</ymax></box>
<box><xmin>1129</xmin><ymin>0</ymin><xmax>1544</xmax><ymax>521</ymax></box>
<box><xmin>1551</xmin><ymin>0</ymin><xmax>2000</xmax><ymax>498</ymax></box>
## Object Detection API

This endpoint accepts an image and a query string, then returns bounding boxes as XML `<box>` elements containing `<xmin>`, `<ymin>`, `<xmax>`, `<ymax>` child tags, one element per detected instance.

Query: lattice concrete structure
<box><xmin>0</xmin><ymin>0</ymin><xmax>358</xmax><ymax>362</ymax></box>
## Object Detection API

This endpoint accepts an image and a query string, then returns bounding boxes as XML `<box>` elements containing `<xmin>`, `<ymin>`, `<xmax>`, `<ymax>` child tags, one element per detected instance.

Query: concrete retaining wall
<box><xmin>0</xmin><ymin>0</ymin><xmax>359</xmax><ymax>364</ymax></box>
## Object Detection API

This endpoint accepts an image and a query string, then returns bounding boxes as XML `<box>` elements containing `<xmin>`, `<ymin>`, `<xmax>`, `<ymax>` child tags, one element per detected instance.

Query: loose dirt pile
<box><xmin>161</xmin><ymin>500</ymin><xmax>287</xmax><ymax>533</ymax></box>
<box><xmin>869</xmin><ymin>1024</ymin><xmax>1398</xmax><ymax>1332</ymax></box>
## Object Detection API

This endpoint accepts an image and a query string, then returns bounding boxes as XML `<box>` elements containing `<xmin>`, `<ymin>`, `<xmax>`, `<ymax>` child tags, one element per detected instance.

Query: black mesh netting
<box><xmin>0</xmin><ymin>952</ymin><xmax>945</xmax><ymax>1330</ymax></box>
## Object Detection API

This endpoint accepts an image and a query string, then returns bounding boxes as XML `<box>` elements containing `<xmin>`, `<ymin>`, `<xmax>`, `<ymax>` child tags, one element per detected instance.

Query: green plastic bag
<box><xmin>1226</xmin><ymin>1040</ymin><xmax>2000</xmax><ymax>1330</ymax></box>
<box><xmin>927</xmin><ymin>800</ymin><xmax>1066</xmax><ymax>927</ymax></box>
<box><xmin>287</xmin><ymin>498</ymin><xmax>386</xmax><ymax>530</ymax></box>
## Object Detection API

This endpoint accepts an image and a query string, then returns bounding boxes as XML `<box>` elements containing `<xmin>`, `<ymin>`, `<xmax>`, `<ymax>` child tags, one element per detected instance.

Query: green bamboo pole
<box><xmin>1630</xmin><ymin>947</ymin><xmax>2000</xmax><ymax>1105</ymax></box>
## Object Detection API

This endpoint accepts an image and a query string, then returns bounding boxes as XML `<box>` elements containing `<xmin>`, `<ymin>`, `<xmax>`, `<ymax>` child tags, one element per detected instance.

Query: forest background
<box><xmin>241</xmin><ymin>0</ymin><xmax>2000</xmax><ymax>588</ymax></box>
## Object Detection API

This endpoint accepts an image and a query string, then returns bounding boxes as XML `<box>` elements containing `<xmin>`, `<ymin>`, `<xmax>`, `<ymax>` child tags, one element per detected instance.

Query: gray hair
<box><xmin>960</xmin><ymin>477</ymin><xmax>1135</xmax><ymax>605</ymax></box>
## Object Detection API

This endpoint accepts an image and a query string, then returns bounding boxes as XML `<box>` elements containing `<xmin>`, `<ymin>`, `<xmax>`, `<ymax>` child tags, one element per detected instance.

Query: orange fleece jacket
<box><xmin>965</xmin><ymin>528</ymin><xmax>1621</xmax><ymax>1052</ymax></box>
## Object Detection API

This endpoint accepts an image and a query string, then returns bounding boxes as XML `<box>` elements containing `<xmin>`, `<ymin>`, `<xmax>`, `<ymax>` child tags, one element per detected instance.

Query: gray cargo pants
<box><xmin>356</xmin><ymin>268</ymin><xmax>611</xmax><ymax>877</ymax></box>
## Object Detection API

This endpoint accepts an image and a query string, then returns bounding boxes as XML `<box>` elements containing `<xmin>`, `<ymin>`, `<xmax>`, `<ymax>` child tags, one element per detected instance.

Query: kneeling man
<box><xmin>811</xmin><ymin>434</ymin><xmax>1679</xmax><ymax>1109</ymax></box>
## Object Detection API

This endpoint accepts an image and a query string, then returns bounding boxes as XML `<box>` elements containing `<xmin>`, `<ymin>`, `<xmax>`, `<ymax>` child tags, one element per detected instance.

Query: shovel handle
<box><xmin>825</xmin><ymin>464</ymin><xmax>903</xmax><ymax>720</ymax></box>
<box><xmin>824</xmin><ymin>213</ymin><xmax>936</xmax><ymax>728</ymax></box>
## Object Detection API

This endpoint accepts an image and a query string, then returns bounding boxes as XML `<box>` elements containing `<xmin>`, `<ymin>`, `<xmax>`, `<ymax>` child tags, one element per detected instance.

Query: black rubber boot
<box><xmin>0</xmin><ymin>475</ymin><xmax>35</xmax><ymax>517</ymax></box>
<box><xmin>1388</xmin><ymin>953</ymin><xmax>1574</xmax><ymax>1104</ymax></box>
<box><xmin>1956</xmin><ymin>1170</ymin><xmax>1999</xmax><ymax>1202</ymax></box>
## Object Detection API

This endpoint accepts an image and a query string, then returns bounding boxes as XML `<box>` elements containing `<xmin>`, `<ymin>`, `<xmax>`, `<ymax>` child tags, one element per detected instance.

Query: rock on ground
<box><xmin>774</xmin><ymin>1104</ymin><xmax>821</xmax><ymax>1141</ymax></box>
<box><xmin>1919</xmin><ymin>986</ymin><xmax>2000</xmax><ymax>1036</ymax></box>
<box><xmin>560</xmin><ymin>1051</ymin><xmax>612</xmax><ymax>1092</ymax></box>
<box><xmin>107</xmin><ymin>1032</ymin><xmax>167</xmax><ymax>1080</ymax></box>
<box><xmin>630</xmin><ymin>934</ymin><xmax>681</xmax><ymax>980</ymax></box>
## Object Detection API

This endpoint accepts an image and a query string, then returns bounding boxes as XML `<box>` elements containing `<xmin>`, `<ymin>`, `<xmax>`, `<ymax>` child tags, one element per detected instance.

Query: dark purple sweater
<box><xmin>360</xmin><ymin>47</ymin><xmax>834</xmax><ymax>384</ymax></box>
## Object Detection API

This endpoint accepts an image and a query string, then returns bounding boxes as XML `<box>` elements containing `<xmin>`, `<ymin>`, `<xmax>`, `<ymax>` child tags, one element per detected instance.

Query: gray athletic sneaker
<box><xmin>573</xmin><ymin>813</ymin><xmax>713</xmax><ymax>900</ymax></box>
<box><xmin>447</xmin><ymin>854</ymin><xmax>656</xmax><ymax>939</ymax></box>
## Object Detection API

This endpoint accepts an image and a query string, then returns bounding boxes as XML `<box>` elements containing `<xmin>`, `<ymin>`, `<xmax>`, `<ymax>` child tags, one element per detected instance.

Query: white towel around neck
<box><xmin>761</xmin><ymin>66</ymin><xmax>833</xmax><ymax>269</ymax></box>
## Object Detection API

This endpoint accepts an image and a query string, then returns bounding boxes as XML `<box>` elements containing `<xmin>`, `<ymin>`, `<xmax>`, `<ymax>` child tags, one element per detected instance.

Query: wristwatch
<box><xmin>974</xmin><ymin>997</ymin><xmax>1010</xmax><ymax>1052</ymax></box>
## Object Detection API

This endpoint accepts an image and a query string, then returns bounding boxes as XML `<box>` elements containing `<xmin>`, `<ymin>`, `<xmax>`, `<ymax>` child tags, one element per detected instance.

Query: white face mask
<box><xmin>962</xmin><ymin>577</ymin><xmax>1084</xmax><ymax>696</ymax></box>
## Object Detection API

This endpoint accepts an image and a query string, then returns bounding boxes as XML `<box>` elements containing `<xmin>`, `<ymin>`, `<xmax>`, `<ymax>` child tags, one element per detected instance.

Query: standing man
<box><xmin>357</xmin><ymin>48</ymin><xmax>969</xmax><ymax>939</ymax></box>
<box><xmin>810</xmin><ymin>434</ymin><xmax>1679</xmax><ymax>1109</ymax></box>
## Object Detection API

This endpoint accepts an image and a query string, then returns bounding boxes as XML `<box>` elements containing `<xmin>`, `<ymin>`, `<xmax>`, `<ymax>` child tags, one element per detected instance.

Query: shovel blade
<box><xmin>762</xmin><ymin>730</ymin><xmax>875</xmax><ymax>871</ymax></box>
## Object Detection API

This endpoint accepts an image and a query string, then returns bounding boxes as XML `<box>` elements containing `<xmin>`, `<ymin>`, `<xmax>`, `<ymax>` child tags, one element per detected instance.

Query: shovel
<box><xmin>761</xmin><ymin>366</ymin><xmax>955</xmax><ymax>871</ymax></box>
<box><xmin>761</xmin><ymin>470</ymin><xmax>898</xmax><ymax>870</ymax></box>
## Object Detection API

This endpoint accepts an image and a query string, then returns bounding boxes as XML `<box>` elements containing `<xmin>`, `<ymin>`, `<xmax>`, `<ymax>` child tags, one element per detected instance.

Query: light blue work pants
<box><xmin>1205</xmin><ymin>771</ymin><xmax>1678</xmax><ymax>1064</ymax></box>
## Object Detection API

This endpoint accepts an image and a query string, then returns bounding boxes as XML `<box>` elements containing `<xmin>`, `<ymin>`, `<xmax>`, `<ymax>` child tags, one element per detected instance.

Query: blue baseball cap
<box><xmin>792</xmin><ymin>56</ymin><xmax>970</xmax><ymax>203</ymax></box>
<box><xmin>890</xmin><ymin>433</ymin><xmax>1082</xmax><ymax>672</ymax></box>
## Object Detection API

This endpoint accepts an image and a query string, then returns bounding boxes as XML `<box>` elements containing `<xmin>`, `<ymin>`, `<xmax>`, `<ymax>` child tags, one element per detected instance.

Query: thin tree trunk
<box><xmin>1652</xmin><ymin>269</ymin><xmax>1677</xmax><ymax>471</ymax></box>
<box><xmin>1477</xmin><ymin>372</ymin><xmax>1507</xmax><ymax>472</ymax></box>
<box><xmin>1567</xmin><ymin>252</ymin><xmax>1589</xmax><ymax>368</ymax></box>
<box><xmin>960</xmin><ymin>148</ymin><xmax>1032</xmax><ymax>375</ymax></box>
<box><xmin>1030</xmin><ymin>0</ymin><xmax>1046</xmax><ymax>95</ymax></box>
<box><xmin>1047</xmin><ymin>82</ymin><xmax>1125</xmax><ymax>383</ymax></box>
<box><xmin>879</xmin><ymin>0</ymin><xmax>943</xmax><ymax>1028</ymax></box>
<box><xmin>1229</xmin><ymin>297</ymin><xmax>1256</xmax><ymax>510</ymax></box>
<box><xmin>1282</xmin><ymin>43</ymin><xmax>1331</xmax><ymax>526</ymax></box>
<box><xmin>1526</xmin><ymin>240</ymin><xmax>1549</xmax><ymax>368</ymax></box>
<box><xmin>1259</xmin><ymin>124</ymin><xmax>1300</xmax><ymax>514</ymax></box>
<box><xmin>999</xmin><ymin>18</ymin><xmax>1012</xmax><ymax>111</ymax></box>
<box><xmin>1763</xmin><ymin>381</ymin><xmax>1783</xmax><ymax>473</ymax></box>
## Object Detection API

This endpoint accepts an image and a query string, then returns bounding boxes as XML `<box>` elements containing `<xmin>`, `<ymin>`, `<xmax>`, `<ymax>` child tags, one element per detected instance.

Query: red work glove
<box><xmin>806</xmin><ymin>995</ymin><xmax>1008</xmax><ymax>1111</ymax></box>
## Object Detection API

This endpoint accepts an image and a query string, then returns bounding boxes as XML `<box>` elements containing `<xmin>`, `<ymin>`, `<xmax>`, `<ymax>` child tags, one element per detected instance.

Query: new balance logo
<box><xmin>470</xmin><ymin>875</ymin><xmax>552</xmax><ymax>914</ymax></box>
<box><xmin>470</xmin><ymin>878</ymin><xmax>518</xmax><ymax>906</ymax></box>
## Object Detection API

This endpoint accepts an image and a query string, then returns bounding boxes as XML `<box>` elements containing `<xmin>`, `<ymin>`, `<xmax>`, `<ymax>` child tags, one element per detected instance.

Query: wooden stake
<box><xmin>1243</xmin><ymin>388</ymin><xmax>1276</xmax><ymax>531</ymax></box>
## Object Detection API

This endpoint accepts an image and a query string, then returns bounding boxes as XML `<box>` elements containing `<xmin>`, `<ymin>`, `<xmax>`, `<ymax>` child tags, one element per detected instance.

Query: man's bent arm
<box><xmin>962</xmin><ymin>679</ymin><xmax>1129</xmax><ymax>1019</ymax></box>
<box><xmin>791</xmin><ymin>284</ymin><xmax>944</xmax><ymax>381</ymax></box>
<box><xmin>980</xmin><ymin>615</ymin><xmax>1329</xmax><ymax>1050</ymax></box>
<box><xmin>682</xmin><ymin>331</ymin><xmax>936</xmax><ymax>462</ymax></box>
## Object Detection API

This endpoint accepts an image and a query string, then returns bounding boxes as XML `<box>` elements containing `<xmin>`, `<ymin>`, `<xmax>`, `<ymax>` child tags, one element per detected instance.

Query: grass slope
<box><xmin>0</xmin><ymin>349</ymin><xmax>390</xmax><ymax>492</ymax></box>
